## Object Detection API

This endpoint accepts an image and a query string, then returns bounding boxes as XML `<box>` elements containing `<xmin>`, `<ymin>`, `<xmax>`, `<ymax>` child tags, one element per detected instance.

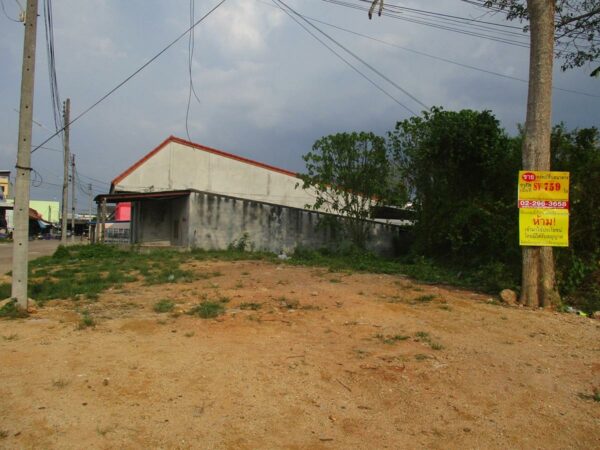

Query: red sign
<box><xmin>521</xmin><ymin>172</ymin><xmax>536</xmax><ymax>182</ymax></box>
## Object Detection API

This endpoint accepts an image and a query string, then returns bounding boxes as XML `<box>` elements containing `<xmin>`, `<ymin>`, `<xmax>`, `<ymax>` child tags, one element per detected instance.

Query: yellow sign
<box><xmin>518</xmin><ymin>170</ymin><xmax>569</xmax><ymax>204</ymax></box>
<box><xmin>519</xmin><ymin>208</ymin><xmax>569</xmax><ymax>247</ymax></box>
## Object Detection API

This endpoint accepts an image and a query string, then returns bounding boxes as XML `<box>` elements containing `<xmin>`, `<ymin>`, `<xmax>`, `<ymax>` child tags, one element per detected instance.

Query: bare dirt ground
<box><xmin>1</xmin><ymin>259</ymin><xmax>599</xmax><ymax>449</ymax></box>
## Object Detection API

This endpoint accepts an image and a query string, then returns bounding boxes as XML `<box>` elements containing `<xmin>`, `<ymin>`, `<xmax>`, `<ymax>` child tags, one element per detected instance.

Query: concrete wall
<box><xmin>133</xmin><ymin>197</ymin><xmax>188</xmax><ymax>246</ymax></box>
<box><xmin>115</xmin><ymin>140</ymin><xmax>319</xmax><ymax>210</ymax></box>
<box><xmin>185</xmin><ymin>191</ymin><xmax>399</xmax><ymax>256</ymax></box>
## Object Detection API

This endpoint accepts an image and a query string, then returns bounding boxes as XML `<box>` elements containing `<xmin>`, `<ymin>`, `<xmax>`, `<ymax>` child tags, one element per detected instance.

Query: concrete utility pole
<box><xmin>11</xmin><ymin>0</ymin><xmax>39</xmax><ymax>309</ymax></box>
<box><xmin>88</xmin><ymin>183</ymin><xmax>92</xmax><ymax>240</ymax></box>
<box><xmin>71</xmin><ymin>153</ymin><xmax>76</xmax><ymax>242</ymax></box>
<box><xmin>61</xmin><ymin>98</ymin><xmax>70</xmax><ymax>245</ymax></box>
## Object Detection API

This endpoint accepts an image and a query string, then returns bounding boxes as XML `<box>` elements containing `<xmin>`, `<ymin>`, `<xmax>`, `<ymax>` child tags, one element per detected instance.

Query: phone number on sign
<box><xmin>518</xmin><ymin>200</ymin><xmax>569</xmax><ymax>209</ymax></box>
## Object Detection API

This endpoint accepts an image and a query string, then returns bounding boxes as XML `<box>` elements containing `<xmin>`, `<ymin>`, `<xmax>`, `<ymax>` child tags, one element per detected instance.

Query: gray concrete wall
<box><xmin>135</xmin><ymin>197</ymin><xmax>189</xmax><ymax>246</ymax></box>
<box><xmin>187</xmin><ymin>191</ymin><xmax>400</xmax><ymax>256</ymax></box>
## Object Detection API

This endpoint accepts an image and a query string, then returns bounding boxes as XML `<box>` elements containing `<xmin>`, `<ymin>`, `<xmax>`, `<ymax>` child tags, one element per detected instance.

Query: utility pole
<box><xmin>61</xmin><ymin>98</ymin><xmax>70</xmax><ymax>245</ymax></box>
<box><xmin>11</xmin><ymin>0</ymin><xmax>39</xmax><ymax>309</ymax></box>
<box><xmin>88</xmin><ymin>183</ymin><xmax>92</xmax><ymax>241</ymax></box>
<box><xmin>71</xmin><ymin>154</ymin><xmax>76</xmax><ymax>242</ymax></box>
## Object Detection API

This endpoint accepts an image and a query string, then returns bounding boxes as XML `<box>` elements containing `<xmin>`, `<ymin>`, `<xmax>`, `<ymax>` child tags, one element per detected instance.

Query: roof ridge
<box><xmin>111</xmin><ymin>136</ymin><xmax>298</xmax><ymax>190</ymax></box>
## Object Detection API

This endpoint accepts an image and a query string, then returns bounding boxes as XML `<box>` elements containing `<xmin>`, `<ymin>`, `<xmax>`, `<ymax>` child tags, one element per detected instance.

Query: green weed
<box><xmin>153</xmin><ymin>299</ymin><xmax>175</xmax><ymax>313</ymax></box>
<box><xmin>239</xmin><ymin>302</ymin><xmax>262</xmax><ymax>310</ymax></box>
<box><xmin>413</xmin><ymin>294</ymin><xmax>436</xmax><ymax>303</ymax></box>
<box><xmin>578</xmin><ymin>389</ymin><xmax>600</xmax><ymax>403</ymax></box>
<box><xmin>278</xmin><ymin>296</ymin><xmax>299</xmax><ymax>309</ymax></box>
<box><xmin>0</xmin><ymin>300</ymin><xmax>28</xmax><ymax>319</ymax></box>
<box><xmin>78</xmin><ymin>310</ymin><xmax>95</xmax><ymax>329</ymax></box>
<box><xmin>0</xmin><ymin>283</ymin><xmax>11</xmax><ymax>299</ymax></box>
<box><xmin>187</xmin><ymin>301</ymin><xmax>225</xmax><ymax>319</ymax></box>
<box><xmin>414</xmin><ymin>331</ymin><xmax>443</xmax><ymax>350</ymax></box>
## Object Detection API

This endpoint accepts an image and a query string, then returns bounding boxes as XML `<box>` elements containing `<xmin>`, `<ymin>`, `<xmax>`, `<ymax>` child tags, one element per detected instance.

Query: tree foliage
<box><xmin>484</xmin><ymin>0</ymin><xmax>600</xmax><ymax>73</ymax></box>
<box><xmin>551</xmin><ymin>125</ymin><xmax>600</xmax><ymax>312</ymax></box>
<box><xmin>388</xmin><ymin>107</ymin><xmax>521</xmax><ymax>267</ymax></box>
<box><xmin>299</xmin><ymin>132</ymin><xmax>404</xmax><ymax>247</ymax></box>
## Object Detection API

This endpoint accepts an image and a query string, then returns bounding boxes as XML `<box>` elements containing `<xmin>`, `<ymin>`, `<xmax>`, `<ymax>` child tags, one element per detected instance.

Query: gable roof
<box><xmin>111</xmin><ymin>136</ymin><xmax>299</xmax><ymax>191</ymax></box>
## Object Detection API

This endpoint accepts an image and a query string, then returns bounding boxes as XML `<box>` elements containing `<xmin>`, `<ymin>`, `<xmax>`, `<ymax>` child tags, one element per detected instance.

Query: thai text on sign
<box><xmin>517</xmin><ymin>171</ymin><xmax>570</xmax><ymax>247</ymax></box>
<box><xmin>519</xmin><ymin>208</ymin><xmax>569</xmax><ymax>247</ymax></box>
<box><xmin>517</xmin><ymin>171</ymin><xmax>569</xmax><ymax>207</ymax></box>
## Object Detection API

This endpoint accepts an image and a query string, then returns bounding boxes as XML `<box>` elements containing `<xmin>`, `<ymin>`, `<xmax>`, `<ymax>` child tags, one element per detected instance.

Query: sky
<box><xmin>0</xmin><ymin>0</ymin><xmax>598</xmax><ymax>210</ymax></box>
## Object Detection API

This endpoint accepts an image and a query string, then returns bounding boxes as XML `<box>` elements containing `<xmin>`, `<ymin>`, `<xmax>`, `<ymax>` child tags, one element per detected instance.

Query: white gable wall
<box><xmin>114</xmin><ymin>141</ymin><xmax>319</xmax><ymax>210</ymax></box>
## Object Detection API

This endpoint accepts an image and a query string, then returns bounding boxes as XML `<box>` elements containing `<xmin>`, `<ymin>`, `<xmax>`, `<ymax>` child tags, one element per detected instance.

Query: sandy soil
<box><xmin>0</xmin><ymin>259</ymin><xmax>599</xmax><ymax>449</ymax></box>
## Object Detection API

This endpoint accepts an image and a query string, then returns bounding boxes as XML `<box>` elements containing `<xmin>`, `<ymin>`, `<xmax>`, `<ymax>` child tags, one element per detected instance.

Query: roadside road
<box><xmin>0</xmin><ymin>240</ymin><xmax>64</xmax><ymax>275</ymax></box>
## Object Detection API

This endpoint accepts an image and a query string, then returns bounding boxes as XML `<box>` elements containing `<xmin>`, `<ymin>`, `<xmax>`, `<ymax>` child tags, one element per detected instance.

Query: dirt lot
<box><xmin>1</xmin><ymin>259</ymin><xmax>599</xmax><ymax>449</ymax></box>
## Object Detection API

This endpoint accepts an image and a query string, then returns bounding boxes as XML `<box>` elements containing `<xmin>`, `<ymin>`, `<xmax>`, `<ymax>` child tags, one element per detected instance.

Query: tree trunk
<box><xmin>520</xmin><ymin>0</ymin><xmax>561</xmax><ymax>308</ymax></box>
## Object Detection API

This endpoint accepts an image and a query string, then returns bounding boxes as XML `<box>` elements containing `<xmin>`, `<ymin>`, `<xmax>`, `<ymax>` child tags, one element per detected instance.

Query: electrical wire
<box><xmin>296</xmin><ymin>11</ymin><xmax>600</xmax><ymax>98</ymax></box>
<box><xmin>275</xmin><ymin>0</ymin><xmax>428</xmax><ymax>111</ymax></box>
<box><xmin>270</xmin><ymin>0</ymin><xmax>417</xmax><ymax>114</ymax></box>
<box><xmin>43</xmin><ymin>0</ymin><xmax>64</xmax><ymax>143</ymax></box>
<box><xmin>321</xmin><ymin>0</ymin><xmax>531</xmax><ymax>48</ymax></box>
<box><xmin>186</xmin><ymin>0</ymin><xmax>203</xmax><ymax>142</ymax></box>
<box><xmin>0</xmin><ymin>0</ymin><xmax>20</xmax><ymax>22</ymax></box>
<box><xmin>32</xmin><ymin>0</ymin><xmax>228</xmax><ymax>153</ymax></box>
<box><xmin>461</xmin><ymin>0</ymin><xmax>600</xmax><ymax>46</ymax></box>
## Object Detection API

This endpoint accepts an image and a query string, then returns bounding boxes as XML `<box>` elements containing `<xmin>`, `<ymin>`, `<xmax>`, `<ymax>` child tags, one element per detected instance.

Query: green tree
<box><xmin>551</xmin><ymin>125</ymin><xmax>600</xmax><ymax>313</ymax></box>
<box><xmin>485</xmin><ymin>0</ymin><xmax>600</xmax><ymax>74</ymax></box>
<box><xmin>299</xmin><ymin>132</ymin><xmax>404</xmax><ymax>248</ymax></box>
<box><xmin>388</xmin><ymin>107</ymin><xmax>521</xmax><ymax>267</ymax></box>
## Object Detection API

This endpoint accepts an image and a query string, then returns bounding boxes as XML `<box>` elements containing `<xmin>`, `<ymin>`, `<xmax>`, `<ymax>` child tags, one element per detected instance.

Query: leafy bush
<box><xmin>389</xmin><ymin>108</ymin><xmax>521</xmax><ymax>268</ymax></box>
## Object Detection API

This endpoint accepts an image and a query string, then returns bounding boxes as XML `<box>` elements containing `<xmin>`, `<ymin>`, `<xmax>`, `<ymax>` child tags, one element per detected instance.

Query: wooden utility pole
<box><xmin>71</xmin><ymin>153</ymin><xmax>76</xmax><ymax>242</ymax></box>
<box><xmin>61</xmin><ymin>98</ymin><xmax>70</xmax><ymax>245</ymax></box>
<box><xmin>11</xmin><ymin>0</ymin><xmax>39</xmax><ymax>309</ymax></box>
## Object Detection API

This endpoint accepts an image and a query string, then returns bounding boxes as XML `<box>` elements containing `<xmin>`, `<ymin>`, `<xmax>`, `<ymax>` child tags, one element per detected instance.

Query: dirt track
<box><xmin>0</xmin><ymin>259</ymin><xmax>599</xmax><ymax>449</ymax></box>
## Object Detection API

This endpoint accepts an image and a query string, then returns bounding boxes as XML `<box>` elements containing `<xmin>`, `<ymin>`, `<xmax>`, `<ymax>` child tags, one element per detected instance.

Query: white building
<box><xmin>111</xmin><ymin>136</ymin><xmax>318</xmax><ymax>210</ymax></box>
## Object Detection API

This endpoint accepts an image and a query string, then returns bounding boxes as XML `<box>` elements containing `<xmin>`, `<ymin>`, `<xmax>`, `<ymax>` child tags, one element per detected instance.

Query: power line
<box><xmin>290</xmin><ymin>10</ymin><xmax>600</xmax><ymax>98</ymax></box>
<box><xmin>0</xmin><ymin>0</ymin><xmax>20</xmax><ymax>22</ymax></box>
<box><xmin>270</xmin><ymin>0</ymin><xmax>418</xmax><ymax>114</ymax></box>
<box><xmin>186</xmin><ymin>0</ymin><xmax>203</xmax><ymax>142</ymax></box>
<box><xmin>373</xmin><ymin>0</ymin><xmax>524</xmax><ymax>30</ymax></box>
<box><xmin>276</xmin><ymin>0</ymin><xmax>428</xmax><ymax>111</ymax></box>
<box><xmin>42</xmin><ymin>0</ymin><xmax>64</xmax><ymax>143</ymax></box>
<box><xmin>321</xmin><ymin>0</ymin><xmax>531</xmax><ymax>48</ymax></box>
<box><xmin>32</xmin><ymin>0</ymin><xmax>228</xmax><ymax>153</ymax></box>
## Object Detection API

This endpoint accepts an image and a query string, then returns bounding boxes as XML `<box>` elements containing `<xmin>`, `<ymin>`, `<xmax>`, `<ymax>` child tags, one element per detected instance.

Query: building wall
<box><xmin>184</xmin><ymin>191</ymin><xmax>399</xmax><ymax>256</ymax></box>
<box><xmin>114</xmin><ymin>141</ymin><xmax>319</xmax><ymax>210</ymax></box>
<box><xmin>0</xmin><ymin>171</ymin><xmax>10</xmax><ymax>200</ymax></box>
<box><xmin>134</xmin><ymin>197</ymin><xmax>188</xmax><ymax>246</ymax></box>
<box><xmin>115</xmin><ymin>202</ymin><xmax>131</xmax><ymax>221</ymax></box>
<box><xmin>29</xmin><ymin>200</ymin><xmax>60</xmax><ymax>223</ymax></box>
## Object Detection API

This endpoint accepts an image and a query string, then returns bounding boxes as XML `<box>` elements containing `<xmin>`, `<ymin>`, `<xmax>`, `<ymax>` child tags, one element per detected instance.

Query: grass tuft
<box><xmin>239</xmin><ymin>302</ymin><xmax>262</xmax><ymax>310</ymax></box>
<box><xmin>77</xmin><ymin>309</ymin><xmax>95</xmax><ymax>329</ymax></box>
<box><xmin>153</xmin><ymin>299</ymin><xmax>175</xmax><ymax>313</ymax></box>
<box><xmin>187</xmin><ymin>301</ymin><xmax>225</xmax><ymax>319</ymax></box>
<box><xmin>0</xmin><ymin>299</ymin><xmax>28</xmax><ymax>319</ymax></box>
